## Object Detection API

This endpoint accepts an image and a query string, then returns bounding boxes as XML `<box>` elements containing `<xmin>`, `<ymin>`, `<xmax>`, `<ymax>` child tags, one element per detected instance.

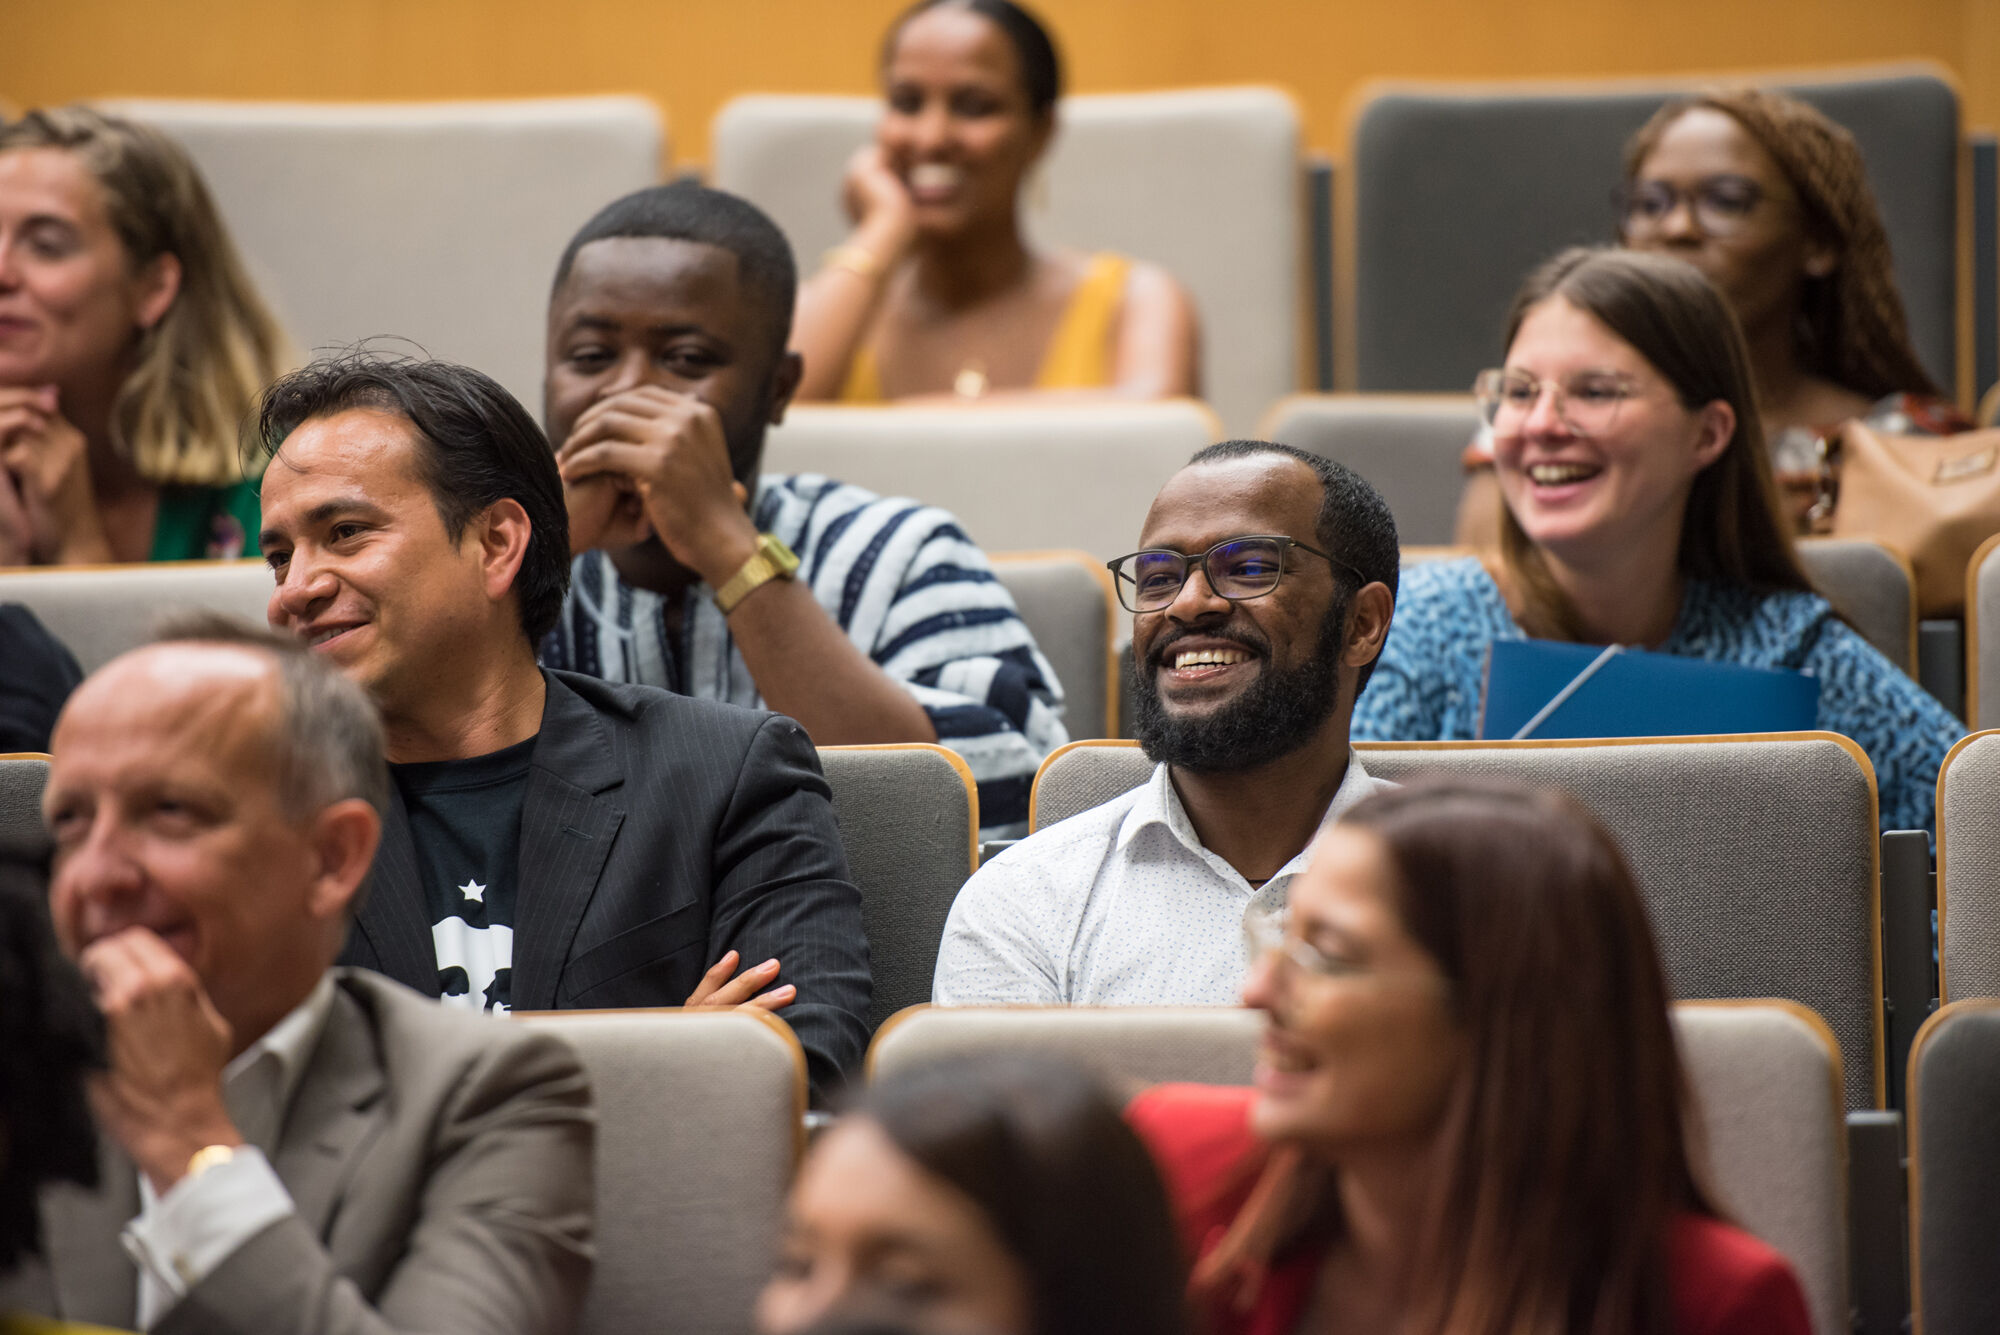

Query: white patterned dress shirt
<box><xmin>932</xmin><ymin>756</ymin><xmax>1392</xmax><ymax>1006</ymax></box>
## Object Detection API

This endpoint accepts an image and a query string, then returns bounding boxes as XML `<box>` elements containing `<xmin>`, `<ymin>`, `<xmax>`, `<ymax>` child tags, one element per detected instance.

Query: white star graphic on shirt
<box><xmin>459</xmin><ymin>879</ymin><xmax>486</xmax><ymax>904</ymax></box>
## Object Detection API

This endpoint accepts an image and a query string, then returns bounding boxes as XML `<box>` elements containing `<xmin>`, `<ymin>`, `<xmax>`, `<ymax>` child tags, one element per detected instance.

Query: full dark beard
<box><xmin>1131</xmin><ymin>603</ymin><xmax>1347</xmax><ymax>774</ymax></box>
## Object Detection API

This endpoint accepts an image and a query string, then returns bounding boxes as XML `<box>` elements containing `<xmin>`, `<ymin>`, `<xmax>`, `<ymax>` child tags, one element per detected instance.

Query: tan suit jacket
<box><xmin>3</xmin><ymin>969</ymin><xmax>593</xmax><ymax>1335</ymax></box>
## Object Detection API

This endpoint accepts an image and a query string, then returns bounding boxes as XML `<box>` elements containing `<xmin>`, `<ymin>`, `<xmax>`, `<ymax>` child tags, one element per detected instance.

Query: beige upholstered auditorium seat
<box><xmin>989</xmin><ymin>552</ymin><xmax>1117</xmax><ymax>741</ymax></box>
<box><xmin>713</xmin><ymin>89</ymin><xmax>1302</xmax><ymax>434</ymax></box>
<box><xmin>818</xmin><ymin>744</ymin><xmax>978</xmax><ymax>1031</ymax></box>
<box><xmin>1031</xmin><ymin>735</ymin><xmax>1884</xmax><ymax>1108</ymax></box>
<box><xmin>1935</xmin><ymin>731</ymin><xmax>2000</xmax><ymax>1001</ymax></box>
<box><xmin>1908</xmin><ymin>999</ymin><xmax>2000</xmax><ymax>1335</ymax></box>
<box><xmin>1964</xmin><ymin>534</ymin><xmax>2000</xmax><ymax>729</ymax></box>
<box><xmin>1795</xmin><ymin>538</ymin><xmax>1918</xmax><ymax>674</ymax></box>
<box><xmin>0</xmin><ymin>561</ymin><xmax>272</xmax><ymax>671</ymax></box>
<box><xmin>0</xmin><ymin>755</ymin><xmax>51</xmax><ymax>864</ymax></box>
<box><xmin>96</xmin><ymin>97</ymin><xmax>665</xmax><ymax>413</ymax></box>
<box><xmin>868</xmin><ymin>1001</ymin><xmax>1847</xmax><ymax>1335</ymax></box>
<box><xmin>761</xmin><ymin>401</ymin><xmax>1221</xmax><ymax>565</ymax></box>
<box><xmin>514</xmin><ymin>1009</ymin><xmax>802</xmax><ymax>1335</ymax></box>
<box><xmin>868</xmin><ymin>1004</ymin><xmax>1261</xmax><ymax>1089</ymax></box>
<box><xmin>1675</xmin><ymin>1002</ymin><xmax>1850</xmax><ymax>1335</ymax></box>
<box><xmin>1257</xmin><ymin>394</ymin><xmax>1481</xmax><ymax>546</ymax></box>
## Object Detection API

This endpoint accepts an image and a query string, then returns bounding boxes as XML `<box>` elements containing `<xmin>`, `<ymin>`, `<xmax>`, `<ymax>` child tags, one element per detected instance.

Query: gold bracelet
<box><xmin>822</xmin><ymin>244</ymin><xmax>886</xmax><ymax>280</ymax></box>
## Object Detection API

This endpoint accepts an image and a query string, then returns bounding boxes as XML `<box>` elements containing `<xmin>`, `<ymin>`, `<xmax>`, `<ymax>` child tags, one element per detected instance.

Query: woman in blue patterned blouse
<box><xmin>1352</xmin><ymin>247</ymin><xmax>1963</xmax><ymax>833</ymax></box>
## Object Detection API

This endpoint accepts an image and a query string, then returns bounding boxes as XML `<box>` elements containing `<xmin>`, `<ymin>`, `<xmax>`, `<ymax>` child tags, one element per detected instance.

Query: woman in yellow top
<box><xmin>791</xmin><ymin>0</ymin><xmax>1200</xmax><ymax>404</ymax></box>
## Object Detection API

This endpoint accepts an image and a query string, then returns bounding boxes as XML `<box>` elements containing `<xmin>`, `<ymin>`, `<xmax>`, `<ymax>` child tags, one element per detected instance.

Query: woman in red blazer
<box><xmin>1128</xmin><ymin>776</ymin><xmax>1813</xmax><ymax>1335</ymax></box>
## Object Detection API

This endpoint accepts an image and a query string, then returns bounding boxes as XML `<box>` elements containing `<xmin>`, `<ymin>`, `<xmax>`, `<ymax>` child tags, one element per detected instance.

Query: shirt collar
<box><xmin>225</xmin><ymin>970</ymin><xmax>337</xmax><ymax>1132</ymax></box>
<box><xmin>1116</xmin><ymin>751</ymin><xmax>1378</xmax><ymax>870</ymax></box>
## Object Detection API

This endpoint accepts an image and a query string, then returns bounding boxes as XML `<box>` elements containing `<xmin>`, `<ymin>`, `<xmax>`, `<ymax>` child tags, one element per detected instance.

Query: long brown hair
<box><xmin>0</xmin><ymin>106</ymin><xmax>291</xmax><ymax>487</ymax></box>
<box><xmin>1621</xmin><ymin>87</ymin><xmax>1940</xmax><ymax>401</ymax></box>
<box><xmin>1202</xmin><ymin>777</ymin><xmax>1721</xmax><ymax>1335</ymax></box>
<box><xmin>1495</xmin><ymin>247</ymin><xmax>1813</xmax><ymax>639</ymax></box>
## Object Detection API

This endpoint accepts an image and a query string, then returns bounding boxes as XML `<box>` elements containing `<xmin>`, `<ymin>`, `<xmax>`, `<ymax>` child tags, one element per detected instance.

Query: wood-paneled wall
<box><xmin>5</xmin><ymin>0</ymin><xmax>1993</xmax><ymax>167</ymax></box>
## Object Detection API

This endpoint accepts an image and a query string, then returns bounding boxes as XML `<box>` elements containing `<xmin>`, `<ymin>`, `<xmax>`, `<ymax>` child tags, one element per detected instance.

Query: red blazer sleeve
<box><xmin>1667</xmin><ymin>1214</ymin><xmax>1814</xmax><ymax>1335</ymax></box>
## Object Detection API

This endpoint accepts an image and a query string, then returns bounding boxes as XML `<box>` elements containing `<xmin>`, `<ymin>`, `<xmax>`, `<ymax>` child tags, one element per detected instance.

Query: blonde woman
<box><xmin>0</xmin><ymin>106</ymin><xmax>289</xmax><ymax>565</ymax></box>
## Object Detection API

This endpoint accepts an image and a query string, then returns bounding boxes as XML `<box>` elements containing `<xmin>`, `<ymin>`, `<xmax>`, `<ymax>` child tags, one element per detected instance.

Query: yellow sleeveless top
<box><xmin>840</xmin><ymin>252</ymin><xmax>1132</xmax><ymax>402</ymax></box>
<box><xmin>0</xmin><ymin>1317</ymin><xmax>135</xmax><ymax>1335</ymax></box>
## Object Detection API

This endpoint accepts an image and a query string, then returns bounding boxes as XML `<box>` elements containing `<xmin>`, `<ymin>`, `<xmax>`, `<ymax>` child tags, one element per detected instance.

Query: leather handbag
<box><xmin>1819</xmin><ymin>421</ymin><xmax>2000</xmax><ymax>617</ymax></box>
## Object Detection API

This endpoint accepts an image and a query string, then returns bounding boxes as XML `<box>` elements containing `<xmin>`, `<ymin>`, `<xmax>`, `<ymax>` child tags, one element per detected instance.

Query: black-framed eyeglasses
<box><xmin>1614</xmin><ymin>174</ymin><xmax>1784</xmax><ymax>239</ymax></box>
<box><xmin>1105</xmin><ymin>535</ymin><xmax>1357</xmax><ymax>614</ymax></box>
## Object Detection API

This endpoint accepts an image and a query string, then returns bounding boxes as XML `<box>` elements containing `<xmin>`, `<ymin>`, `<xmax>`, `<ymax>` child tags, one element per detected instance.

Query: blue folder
<box><xmin>1478</xmin><ymin>639</ymin><xmax>1821</xmax><ymax>741</ymax></box>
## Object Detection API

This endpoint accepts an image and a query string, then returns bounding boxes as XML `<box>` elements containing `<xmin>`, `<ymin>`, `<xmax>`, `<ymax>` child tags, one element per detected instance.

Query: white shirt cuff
<box><xmin>122</xmin><ymin>1147</ymin><xmax>295</xmax><ymax>1308</ymax></box>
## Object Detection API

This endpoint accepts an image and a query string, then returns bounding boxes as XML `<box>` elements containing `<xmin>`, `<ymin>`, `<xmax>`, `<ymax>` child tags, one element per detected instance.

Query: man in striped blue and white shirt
<box><xmin>538</xmin><ymin>184</ymin><xmax>1066</xmax><ymax>837</ymax></box>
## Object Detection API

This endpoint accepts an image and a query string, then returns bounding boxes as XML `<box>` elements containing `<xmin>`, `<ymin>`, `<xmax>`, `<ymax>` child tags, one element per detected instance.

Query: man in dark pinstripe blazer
<box><xmin>254</xmin><ymin>351</ymin><xmax>871</xmax><ymax>1098</ymax></box>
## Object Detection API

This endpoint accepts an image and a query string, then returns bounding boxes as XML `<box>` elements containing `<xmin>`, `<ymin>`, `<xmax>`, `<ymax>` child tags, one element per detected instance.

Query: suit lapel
<box><xmin>349</xmin><ymin>782</ymin><xmax>441</xmax><ymax>994</ymax></box>
<box><xmin>38</xmin><ymin>1140</ymin><xmax>140</xmax><ymax>1325</ymax></box>
<box><xmin>272</xmin><ymin>979</ymin><xmax>388</xmax><ymax>1238</ymax></box>
<box><xmin>508</xmin><ymin>672</ymin><xmax>625</xmax><ymax>1012</ymax></box>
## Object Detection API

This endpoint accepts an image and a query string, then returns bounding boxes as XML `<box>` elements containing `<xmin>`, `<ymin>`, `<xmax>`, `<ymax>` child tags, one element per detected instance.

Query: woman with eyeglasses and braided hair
<box><xmin>1457</xmin><ymin>87</ymin><xmax>1968</xmax><ymax>545</ymax></box>
<box><xmin>1616</xmin><ymin>88</ymin><xmax>1969</xmax><ymax>479</ymax></box>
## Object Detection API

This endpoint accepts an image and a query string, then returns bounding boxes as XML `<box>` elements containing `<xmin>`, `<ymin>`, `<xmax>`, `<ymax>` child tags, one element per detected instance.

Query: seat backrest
<box><xmin>713</xmin><ymin>89</ymin><xmax>1301</xmax><ymax>433</ymax></box>
<box><xmin>98</xmin><ymin>97</ymin><xmax>664</xmax><ymax>414</ymax></box>
<box><xmin>1935</xmin><ymin>731</ymin><xmax>2000</xmax><ymax>1002</ymax></box>
<box><xmin>869</xmin><ymin>1001</ymin><xmax>1844</xmax><ymax>1334</ymax></box>
<box><xmin>1257</xmin><ymin>394</ymin><xmax>1481</xmax><ymax>546</ymax></box>
<box><xmin>514</xmin><ymin>1008</ymin><xmax>802</xmax><ymax>1335</ymax></box>
<box><xmin>988</xmin><ymin>553</ymin><xmax>1116</xmax><ymax>741</ymax></box>
<box><xmin>1032</xmin><ymin>736</ymin><xmax>1882</xmax><ymax>1107</ymax></box>
<box><xmin>1908</xmin><ymin>999</ymin><xmax>2000</xmax><ymax>1335</ymax></box>
<box><xmin>818</xmin><ymin>745</ymin><xmax>978</xmax><ymax>1031</ymax></box>
<box><xmin>1676</xmin><ymin>1002</ymin><xmax>1849</xmax><ymax>1335</ymax></box>
<box><xmin>1030</xmin><ymin>740</ymin><xmax>1156</xmax><ymax>833</ymax></box>
<box><xmin>1965</xmin><ymin>534</ymin><xmax>2000</xmax><ymax>729</ymax></box>
<box><xmin>0</xmin><ymin>562</ymin><xmax>274</xmax><ymax>673</ymax></box>
<box><xmin>1796</xmin><ymin>537</ymin><xmax>1918</xmax><ymax>673</ymax></box>
<box><xmin>1346</xmin><ymin>65</ymin><xmax>1959</xmax><ymax>393</ymax></box>
<box><xmin>868</xmin><ymin>1004</ymin><xmax>1262</xmax><ymax>1089</ymax></box>
<box><xmin>0</xmin><ymin>755</ymin><xmax>50</xmax><ymax>862</ymax></box>
<box><xmin>761</xmin><ymin>402</ymin><xmax>1219</xmax><ymax>565</ymax></box>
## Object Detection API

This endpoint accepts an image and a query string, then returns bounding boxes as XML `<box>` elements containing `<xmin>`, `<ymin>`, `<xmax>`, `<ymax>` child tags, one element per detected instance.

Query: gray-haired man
<box><xmin>3</xmin><ymin>619</ymin><xmax>594</xmax><ymax>1335</ymax></box>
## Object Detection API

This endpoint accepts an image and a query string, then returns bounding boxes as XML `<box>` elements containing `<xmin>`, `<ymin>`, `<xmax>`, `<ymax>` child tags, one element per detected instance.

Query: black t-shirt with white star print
<box><xmin>391</xmin><ymin>735</ymin><xmax>536</xmax><ymax>1013</ymax></box>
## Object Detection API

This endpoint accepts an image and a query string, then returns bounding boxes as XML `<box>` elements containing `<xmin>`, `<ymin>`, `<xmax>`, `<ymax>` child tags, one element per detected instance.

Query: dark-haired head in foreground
<box><xmin>1131</xmin><ymin>774</ymin><xmax>1811</xmax><ymax>1335</ymax></box>
<box><xmin>758</xmin><ymin>1055</ymin><xmax>1190</xmax><ymax>1335</ymax></box>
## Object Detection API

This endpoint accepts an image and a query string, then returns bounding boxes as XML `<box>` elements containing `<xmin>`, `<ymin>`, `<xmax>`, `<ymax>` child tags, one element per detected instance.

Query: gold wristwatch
<box><xmin>713</xmin><ymin>533</ymin><xmax>800</xmax><ymax>614</ymax></box>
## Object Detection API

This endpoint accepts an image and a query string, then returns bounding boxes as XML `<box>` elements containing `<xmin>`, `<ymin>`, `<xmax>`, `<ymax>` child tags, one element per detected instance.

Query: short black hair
<box><xmin>885</xmin><ymin>0</ymin><xmax>1063</xmax><ymax>118</ymax></box>
<box><xmin>248</xmin><ymin>351</ymin><xmax>571</xmax><ymax>645</ymax></box>
<box><xmin>550</xmin><ymin>183</ymin><xmax>798</xmax><ymax>358</ymax></box>
<box><xmin>1185</xmin><ymin>439</ymin><xmax>1400</xmax><ymax>691</ymax></box>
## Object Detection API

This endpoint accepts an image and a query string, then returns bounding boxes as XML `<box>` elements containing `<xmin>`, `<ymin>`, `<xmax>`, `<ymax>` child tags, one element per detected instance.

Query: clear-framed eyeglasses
<box><xmin>1614</xmin><ymin>174</ymin><xmax>1785</xmax><ymax>240</ymax></box>
<box><xmin>1472</xmin><ymin>367</ymin><xmax>1643</xmax><ymax>439</ymax></box>
<box><xmin>1105</xmin><ymin>535</ymin><xmax>1359</xmax><ymax>615</ymax></box>
<box><xmin>1242</xmin><ymin>910</ymin><xmax>1455</xmax><ymax>996</ymax></box>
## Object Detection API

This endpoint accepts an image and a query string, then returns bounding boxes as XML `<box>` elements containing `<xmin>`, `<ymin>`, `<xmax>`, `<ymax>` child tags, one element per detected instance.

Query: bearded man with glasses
<box><xmin>933</xmin><ymin>440</ymin><xmax>1400</xmax><ymax>1006</ymax></box>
